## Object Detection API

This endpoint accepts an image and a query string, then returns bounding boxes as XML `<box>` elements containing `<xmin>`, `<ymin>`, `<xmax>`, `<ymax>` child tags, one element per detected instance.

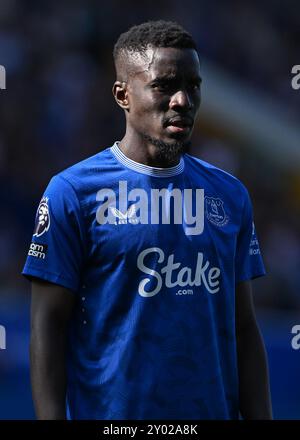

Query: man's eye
<box><xmin>152</xmin><ymin>82</ymin><xmax>172</xmax><ymax>91</ymax></box>
<box><xmin>190</xmin><ymin>83</ymin><xmax>201</xmax><ymax>90</ymax></box>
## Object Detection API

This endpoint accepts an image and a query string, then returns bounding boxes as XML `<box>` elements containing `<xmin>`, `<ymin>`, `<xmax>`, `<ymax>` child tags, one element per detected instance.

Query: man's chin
<box><xmin>141</xmin><ymin>133</ymin><xmax>191</xmax><ymax>164</ymax></box>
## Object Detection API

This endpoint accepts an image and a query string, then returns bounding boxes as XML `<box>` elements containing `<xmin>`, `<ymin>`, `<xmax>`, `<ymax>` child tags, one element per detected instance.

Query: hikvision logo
<box><xmin>0</xmin><ymin>66</ymin><xmax>6</xmax><ymax>90</ymax></box>
<box><xmin>96</xmin><ymin>181</ymin><xmax>205</xmax><ymax>236</ymax></box>
<box><xmin>291</xmin><ymin>65</ymin><xmax>300</xmax><ymax>90</ymax></box>
<box><xmin>0</xmin><ymin>325</ymin><xmax>6</xmax><ymax>350</ymax></box>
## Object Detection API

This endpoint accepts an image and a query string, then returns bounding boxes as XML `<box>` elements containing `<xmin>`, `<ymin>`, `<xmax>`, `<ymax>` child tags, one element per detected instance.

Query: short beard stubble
<box><xmin>141</xmin><ymin>133</ymin><xmax>191</xmax><ymax>165</ymax></box>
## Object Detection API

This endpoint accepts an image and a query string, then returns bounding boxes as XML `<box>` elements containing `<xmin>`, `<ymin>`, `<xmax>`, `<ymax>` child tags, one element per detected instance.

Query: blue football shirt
<box><xmin>23</xmin><ymin>142</ymin><xmax>265</xmax><ymax>419</ymax></box>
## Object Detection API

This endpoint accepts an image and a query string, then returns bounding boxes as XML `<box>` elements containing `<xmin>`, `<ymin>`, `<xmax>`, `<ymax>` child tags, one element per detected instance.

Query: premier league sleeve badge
<box><xmin>33</xmin><ymin>196</ymin><xmax>51</xmax><ymax>237</ymax></box>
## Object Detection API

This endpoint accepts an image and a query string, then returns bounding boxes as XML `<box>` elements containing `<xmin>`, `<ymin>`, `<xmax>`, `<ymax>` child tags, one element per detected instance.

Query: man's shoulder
<box><xmin>184</xmin><ymin>152</ymin><xmax>248</xmax><ymax>196</ymax></box>
<box><xmin>51</xmin><ymin>146</ymin><xmax>117</xmax><ymax>192</ymax></box>
<box><xmin>59</xmin><ymin>147</ymin><xmax>113</xmax><ymax>178</ymax></box>
<box><xmin>41</xmin><ymin>146</ymin><xmax>119</xmax><ymax>203</ymax></box>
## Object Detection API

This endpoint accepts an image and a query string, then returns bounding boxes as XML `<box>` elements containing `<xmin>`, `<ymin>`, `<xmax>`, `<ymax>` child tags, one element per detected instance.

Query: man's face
<box><xmin>124</xmin><ymin>47</ymin><xmax>202</xmax><ymax>149</ymax></box>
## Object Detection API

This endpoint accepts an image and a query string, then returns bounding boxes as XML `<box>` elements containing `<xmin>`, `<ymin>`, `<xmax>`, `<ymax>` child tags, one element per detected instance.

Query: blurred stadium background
<box><xmin>0</xmin><ymin>0</ymin><xmax>299</xmax><ymax>419</ymax></box>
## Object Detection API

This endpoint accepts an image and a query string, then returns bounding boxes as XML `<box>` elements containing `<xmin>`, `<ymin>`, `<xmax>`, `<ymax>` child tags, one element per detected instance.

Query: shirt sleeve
<box><xmin>22</xmin><ymin>174</ymin><xmax>86</xmax><ymax>292</ymax></box>
<box><xmin>235</xmin><ymin>187</ymin><xmax>266</xmax><ymax>283</ymax></box>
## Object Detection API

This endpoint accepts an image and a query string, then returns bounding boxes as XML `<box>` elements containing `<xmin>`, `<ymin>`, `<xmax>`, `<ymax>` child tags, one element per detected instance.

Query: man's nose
<box><xmin>169</xmin><ymin>90</ymin><xmax>192</xmax><ymax>110</ymax></box>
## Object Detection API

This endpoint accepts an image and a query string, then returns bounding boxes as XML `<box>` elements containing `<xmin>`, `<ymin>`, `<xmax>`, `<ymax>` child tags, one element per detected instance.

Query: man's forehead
<box><xmin>129</xmin><ymin>46</ymin><xmax>200</xmax><ymax>79</ymax></box>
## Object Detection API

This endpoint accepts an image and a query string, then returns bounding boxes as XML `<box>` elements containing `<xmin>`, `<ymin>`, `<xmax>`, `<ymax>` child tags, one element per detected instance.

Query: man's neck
<box><xmin>118</xmin><ymin>135</ymin><xmax>182</xmax><ymax>168</ymax></box>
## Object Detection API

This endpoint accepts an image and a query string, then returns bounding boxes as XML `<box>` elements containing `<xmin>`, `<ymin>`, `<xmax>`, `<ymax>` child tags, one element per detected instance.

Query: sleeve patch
<box><xmin>33</xmin><ymin>196</ymin><xmax>50</xmax><ymax>237</ymax></box>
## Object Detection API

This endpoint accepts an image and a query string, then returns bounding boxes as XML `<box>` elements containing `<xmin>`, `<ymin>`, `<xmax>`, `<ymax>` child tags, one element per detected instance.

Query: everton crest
<box><xmin>205</xmin><ymin>197</ymin><xmax>229</xmax><ymax>227</ymax></box>
<box><xmin>33</xmin><ymin>196</ymin><xmax>50</xmax><ymax>237</ymax></box>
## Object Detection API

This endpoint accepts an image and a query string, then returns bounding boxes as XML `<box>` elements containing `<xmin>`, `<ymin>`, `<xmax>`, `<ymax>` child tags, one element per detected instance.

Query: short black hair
<box><xmin>113</xmin><ymin>20</ymin><xmax>197</xmax><ymax>65</ymax></box>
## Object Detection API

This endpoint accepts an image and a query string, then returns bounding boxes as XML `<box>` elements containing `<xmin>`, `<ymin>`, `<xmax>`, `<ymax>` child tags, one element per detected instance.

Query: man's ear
<box><xmin>112</xmin><ymin>81</ymin><xmax>129</xmax><ymax>110</ymax></box>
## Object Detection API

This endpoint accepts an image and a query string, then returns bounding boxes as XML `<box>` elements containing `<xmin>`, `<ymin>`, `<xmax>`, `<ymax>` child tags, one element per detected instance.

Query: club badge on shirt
<box><xmin>205</xmin><ymin>197</ymin><xmax>229</xmax><ymax>227</ymax></box>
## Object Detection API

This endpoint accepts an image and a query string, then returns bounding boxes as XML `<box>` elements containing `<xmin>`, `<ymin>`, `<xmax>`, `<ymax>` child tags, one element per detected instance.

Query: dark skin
<box><xmin>30</xmin><ymin>279</ymin><xmax>74</xmax><ymax>420</ymax></box>
<box><xmin>112</xmin><ymin>47</ymin><xmax>201</xmax><ymax>167</ymax></box>
<box><xmin>235</xmin><ymin>281</ymin><xmax>272</xmax><ymax>419</ymax></box>
<box><xmin>30</xmin><ymin>47</ymin><xmax>272</xmax><ymax>419</ymax></box>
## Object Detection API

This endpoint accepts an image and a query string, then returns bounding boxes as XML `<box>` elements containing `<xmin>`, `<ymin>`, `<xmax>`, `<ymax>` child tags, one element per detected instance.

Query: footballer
<box><xmin>23</xmin><ymin>20</ymin><xmax>272</xmax><ymax>420</ymax></box>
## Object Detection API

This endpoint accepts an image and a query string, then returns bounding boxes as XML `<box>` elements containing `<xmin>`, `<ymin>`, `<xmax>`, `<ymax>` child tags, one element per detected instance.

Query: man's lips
<box><xmin>166</xmin><ymin>125</ymin><xmax>191</xmax><ymax>133</ymax></box>
<box><xmin>166</xmin><ymin>117</ymin><xmax>193</xmax><ymax>127</ymax></box>
<box><xmin>165</xmin><ymin>117</ymin><xmax>193</xmax><ymax>134</ymax></box>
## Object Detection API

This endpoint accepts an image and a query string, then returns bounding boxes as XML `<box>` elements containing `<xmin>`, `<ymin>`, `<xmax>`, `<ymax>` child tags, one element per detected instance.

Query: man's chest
<box><xmin>82</xmin><ymin>181</ymin><xmax>241</xmax><ymax>271</ymax></box>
